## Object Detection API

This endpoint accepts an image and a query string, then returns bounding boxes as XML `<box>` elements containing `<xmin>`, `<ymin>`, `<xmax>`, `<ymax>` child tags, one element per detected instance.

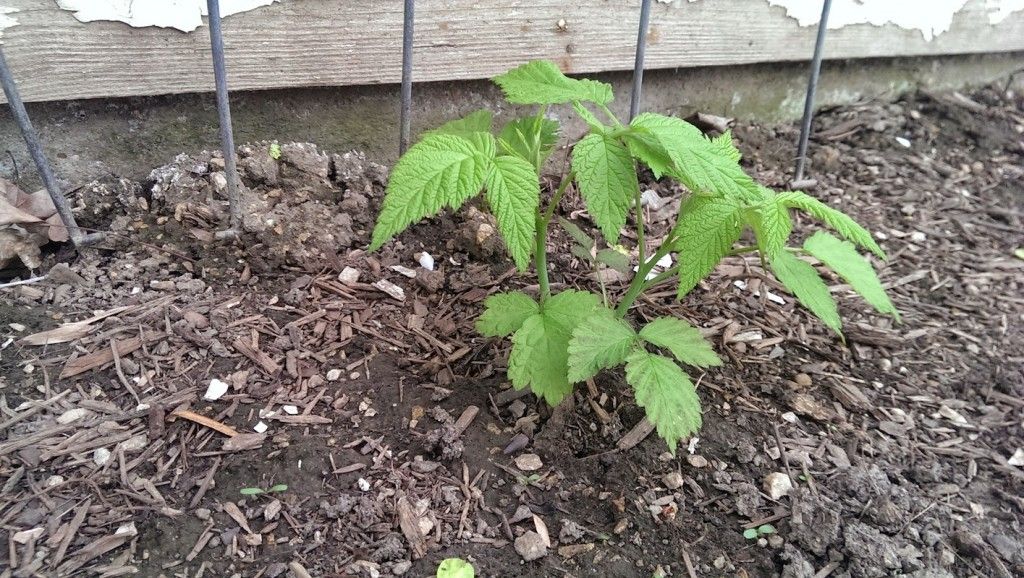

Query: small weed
<box><xmin>240</xmin><ymin>483</ymin><xmax>288</xmax><ymax>497</ymax></box>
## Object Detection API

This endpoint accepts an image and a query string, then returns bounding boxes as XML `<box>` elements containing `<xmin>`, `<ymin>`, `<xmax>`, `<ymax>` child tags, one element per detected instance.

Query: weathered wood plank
<box><xmin>1</xmin><ymin>0</ymin><xmax>1022</xmax><ymax>103</ymax></box>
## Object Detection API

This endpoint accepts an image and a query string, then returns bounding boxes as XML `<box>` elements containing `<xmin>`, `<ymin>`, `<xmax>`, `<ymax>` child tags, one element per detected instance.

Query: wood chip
<box><xmin>231</xmin><ymin>337</ymin><xmax>281</xmax><ymax>376</ymax></box>
<box><xmin>617</xmin><ymin>417</ymin><xmax>655</xmax><ymax>450</ymax></box>
<box><xmin>170</xmin><ymin>409</ymin><xmax>239</xmax><ymax>437</ymax></box>
<box><xmin>396</xmin><ymin>496</ymin><xmax>427</xmax><ymax>559</ymax></box>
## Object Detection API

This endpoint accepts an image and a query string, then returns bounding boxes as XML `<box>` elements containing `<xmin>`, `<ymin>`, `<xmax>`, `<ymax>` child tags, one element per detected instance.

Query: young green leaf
<box><xmin>476</xmin><ymin>291</ymin><xmax>539</xmax><ymax>337</ymax></box>
<box><xmin>436</xmin><ymin>558</ymin><xmax>475</xmax><ymax>578</ymax></box>
<box><xmin>567</xmin><ymin>311</ymin><xmax>638</xmax><ymax>382</ymax></box>
<box><xmin>426</xmin><ymin>109</ymin><xmax>494</xmax><ymax>139</ymax></box>
<box><xmin>497</xmin><ymin>116</ymin><xmax>559</xmax><ymax>169</ymax></box>
<box><xmin>803</xmin><ymin>231</ymin><xmax>899</xmax><ymax>320</ymax></box>
<box><xmin>770</xmin><ymin>250</ymin><xmax>842</xmax><ymax>336</ymax></box>
<box><xmin>596</xmin><ymin>248</ymin><xmax>631</xmax><ymax>273</ymax></box>
<box><xmin>268</xmin><ymin>484</ymin><xmax>288</xmax><ymax>493</ymax></box>
<box><xmin>493</xmin><ymin>60</ymin><xmax>614</xmax><ymax>106</ymax></box>
<box><xmin>508</xmin><ymin>290</ymin><xmax>600</xmax><ymax>405</ymax></box>
<box><xmin>572</xmin><ymin>101</ymin><xmax>605</xmax><ymax>132</ymax></box>
<box><xmin>710</xmin><ymin>131</ymin><xmax>742</xmax><ymax>163</ymax></box>
<box><xmin>629</xmin><ymin>113</ymin><xmax>760</xmax><ymax>202</ymax></box>
<box><xmin>747</xmin><ymin>197</ymin><xmax>792</xmax><ymax>258</ymax></box>
<box><xmin>624</xmin><ymin>130</ymin><xmax>674</xmax><ymax>179</ymax></box>
<box><xmin>638</xmin><ymin>317</ymin><xmax>722</xmax><ymax>368</ymax></box>
<box><xmin>558</xmin><ymin>217</ymin><xmax>595</xmax><ymax>249</ymax></box>
<box><xmin>240</xmin><ymin>487</ymin><xmax>264</xmax><ymax>496</ymax></box>
<box><xmin>672</xmin><ymin>196</ymin><xmax>744</xmax><ymax>297</ymax></box>
<box><xmin>572</xmin><ymin>133</ymin><xmax>638</xmax><ymax>244</ymax></box>
<box><xmin>776</xmin><ymin>191</ymin><xmax>885</xmax><ymax>259</ymax></box>
<box><xmin>370</xmin><ymin>133</ymin><xmax>493</xmax><ymax>250</ymax></box>
<box><xmin>624</xmin><ymin>350</ymin><xmax>702</xmax><ymax>454</ymax></box>
<box><xmin>484</xmin><ymin>155</ymin><xmax>540</xmax><ymax>270</ymax></box>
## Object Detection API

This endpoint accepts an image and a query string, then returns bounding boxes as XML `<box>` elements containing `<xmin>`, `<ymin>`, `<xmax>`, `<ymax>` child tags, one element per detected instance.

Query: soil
<box><xmin>1</xmin><ymin>83</ymin><xmax>1022</xmax><ymax>578</ymax></box>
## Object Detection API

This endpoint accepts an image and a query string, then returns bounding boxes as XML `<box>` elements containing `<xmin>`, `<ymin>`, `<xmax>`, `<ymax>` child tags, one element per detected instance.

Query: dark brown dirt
<box><xmin>1</xmin><ymin>82</ymin><xmax>1022</xmax><ymax>578</ymax></box>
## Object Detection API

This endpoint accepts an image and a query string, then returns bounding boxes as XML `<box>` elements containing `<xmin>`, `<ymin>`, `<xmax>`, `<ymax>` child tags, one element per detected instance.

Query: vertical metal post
<box><xmin>207</xmin><ymin>0</ymin><xmax>242</xmax><ymax>235</ymax></box>
<box><xmin>792</xmin><ymin>0</ymin><xmax>832</xmax><ymax>187</ymax></box>
<box><xmin>0</xmin><ymin>47</ymin><xmax>90</xmax><ymax>245</ymax></box>
<box><xmin>629</xmin><ymin>0</ymin><xmax>653</xmax><ymax>121</ymax></box>
<box><xmin>399</xmin><ymin>0</ymin><xmax>415</xmax><ymax>154</ymax></box>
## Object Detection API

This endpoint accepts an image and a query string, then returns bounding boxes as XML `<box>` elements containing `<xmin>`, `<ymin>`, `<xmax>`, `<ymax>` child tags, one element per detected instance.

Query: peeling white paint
<box><xmin>56</xmin><ymin>0</ymin><xmax>281</xmax><ymax>33</ymax></box>
<box><xmin>0</xmin><ymin>6</ymin><xmax>18</xmax><ymax>41</ymax></box>
<box><xmin>763</xmin><ymin>0</ymin><xmax>1024</xmax><ymax>41</ymax></box>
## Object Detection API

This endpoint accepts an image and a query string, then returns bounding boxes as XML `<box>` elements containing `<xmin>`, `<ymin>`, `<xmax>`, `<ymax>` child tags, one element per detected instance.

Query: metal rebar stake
<box><xmin>0</xmin><ymin>47</ymin><xmax>100</xmax><ymax>246</ymax></box>
<box><xmin>629</xmin><ymin>0</ymin><xmax>653</xmax><ymax>121</ymax></box>
<box><xmin>791</xmin><ymin>0</ymin><xmax>832</xmax><ymax>189</ymax></box>
<box><xmin>207</xmin><ymin>0</ymin><xmax>242</xmax><ymax>237</ymax></box>
<box><xmin>399</xmin><ymin>0</ymin><xmax>415</xmax><ymax>155</ymax></box>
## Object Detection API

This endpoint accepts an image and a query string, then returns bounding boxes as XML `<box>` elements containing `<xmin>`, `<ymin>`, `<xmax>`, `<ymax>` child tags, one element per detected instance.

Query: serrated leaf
<box><xmin>777</xmin><ymin>191</ymin><xmax>886</xmax><ymax>259</ymax></box>
<box><xmin>370</xmin><ymin>133</ymin><xmax>493</xmax><ymax>250</ymax></box>
<box><xmin>672</xmin><ymin>196</ymin><xmax>744</xmax><ymax>297</ymax></box>
<box><xmin>572</xmin><ymin>133</ymin><xmax>638</xmax><ymax>244</ymax></box>
<box><xmin>508</xmin><ymin>290</ymin><xmax>600</xmax><ymax>405</ymax></box>
<box><xmin>625</xmin><ymin>130</ymin><xmax>673</xmax><ymax>179</ymax></box>
<box><xmin>498</xmin><ymin>116</ymin><xmax>559</xmax><ymax>169</ymax></box>
<box><xmin>493</xmin><ymin>60</ymin><xmax>613</xmax><ymax>106</ymax></box>
<box><xmin>710</xmin><ymin>130</ymin><xmax>742</xmax><ymax>162</ymax></box>
<box><xmin>567</xmin><ymin>310</ymin><xmax>637</xmax><ymax>382</ymax></box>
<box><xmin>771</xmin><ymin>250</ymin><xmax>842</xmax><ymax>336</ymax></box>
<box><xmin>558</xmin><ymin>217</ymin><xmax>595</xmax><ymax>249</ymax></box>
<box><xmin>485</xmin><ymin>155</ymin><xmax>540</xmax><ymax>270</ymax></box>
<box><xmin>596</xmin><ymin>248</ymin><xmax>631</xmax><ymax>273</ymax></box>
<box><xmin>570</xmin><ymin>244</ymin><xmax>595</xmax><ymax>263</ymax></box>
<box><xmin>747</xmin><ymin>197</ymin><xmax>792</xmax><ymax>258</ymax></box>
<box><xmin>625</xmin><ymin>350</ymin><xmax>702</xmax><ymax>454</ymax></box>
<box><xmin>426</xmin><ymin>109</ymin><xmax>494</xmax><ymax>139</ymax></box>
<box><xmin>572</xmin><ymin>101</ymin><xmax>605</xmax><ymax>132</ymax></box>
<box><xmin>629</xmin><ymin>113</ymin><xmax>760</xmax><ymax>201</ymax></box>
<box><xmin>638</xmin><ymin>317</ymin><xmax>721</xmax><ymax>368</ymax></box>
<box><xmin>803</xmin><ymin>231</ymin><xmax>899</xmax><ymax>320</ymax></box>
<box><xmin>476</xmin><ymin>291</ymin><xmax>539</xmax><ymax>337</ymax></box>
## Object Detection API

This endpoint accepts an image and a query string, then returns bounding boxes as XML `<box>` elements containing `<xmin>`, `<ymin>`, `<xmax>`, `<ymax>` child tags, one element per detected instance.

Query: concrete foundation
<box><xmin>1</xmin><ymin>52</ymin><xmax>1021</xmax><ymax>190</ymax></box>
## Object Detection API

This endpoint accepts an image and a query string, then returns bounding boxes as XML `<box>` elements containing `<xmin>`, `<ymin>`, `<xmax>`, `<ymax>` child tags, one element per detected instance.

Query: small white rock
<box><xmin>326</xmin><ymin>368</ymin><xmax>343</xmax><ymax>381</ymax></box>
<box><xmin>203</xmin><ymin>378</ymin><xmax>230</xmax><ymax>401</ymax></box>
<box><xmin>93</xmin><ymin>448</ymin><xmax>112</xmax><ymax>466</ymax></box>
<box><xmin>895</xmin><ymin>136</ymin><xmax>912</xmax><ymax>148</ymax></box>
<box><xmin>338</xmin><ymin>266</ymin><xmax>360</xmax><ymax>285</ymax></box>
<box><xmin>357</xmin><ymin>477</ymin><xmax>371</xmax><ymax>492</ymax></box>
<box><xmin>282</xmin><ymin>404</ymin><xmax>299</xmax><ymax>415</ymax></box>
<box><xmin>389</xmin><ymin>265</ymin><xmax>417</xmax><ymax>278</ymax></box>
<box><xmin>372</xmin><ymin>279</ymin><xmax>405</xmax><ymax>302</ymax></box>
<box><xmin>514</xmin><ymin>453</ymin><xmax>544</xmax><ymax>472</ymax></box>
<box><xmin>417</xmin><ymin>252</ymin><xmax>435</xmax><ymax>271</ymax></box>
<box><xmin>253</xmin><ymin>421</ymin><xmax>269</xmax><ymax>434</ymax></box>
<box><xmin>9</xmin><ymin>323</ymin><xmax>26</xmax><ymax>332</ymax></box>
<box><xmin>686</xmin><ymin>454</ymin><xmax>709</xmax><ymax>468</ymax></box>
<box><xmin>781</xmin><ymin>411</ymin><xmax>799</xmax><ymax>423</ymax></box>
<box><xmin>910</xmin><ymin>231</ymin><xmax>927</xmax><ymax>242</ymax></box>
<box><xmin>514</xmin><ymin>531</ymin><xmax>549</xmax><ymax>561</ymax></box>
<box><xmin>640</xmin><ymin>189</ymin><xmax>666</xmax><ymax>210</ymax></box>
<box><xmin>662</xmin><ymin>471</ymin><xmax>685</xmax><ymax>490</ymax></box>
<box><xmin>46</xmin><ymin>475</ymin><xmax>65</xmax><ymax>487</ymax></box>
<box><xmin>763</xmin><ymin>472</ymin><xmax>793</xmax><ymax>500</ymax></box>
<box><xmin>57</xmin><ymin>408</ymin><xmax>93</xmax><ymax>424</ymax></box>
<box><xmin>1008</xmin><ymin>448</ymin><xmax>1024</xmax><ymax>467</ymax></box>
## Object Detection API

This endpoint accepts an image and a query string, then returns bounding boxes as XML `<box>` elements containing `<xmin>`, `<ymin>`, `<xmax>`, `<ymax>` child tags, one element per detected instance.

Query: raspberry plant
<box><xmin>370</xmin><ymin>60</ymin><xmax>897</xmax><ymax>452</ymax></box>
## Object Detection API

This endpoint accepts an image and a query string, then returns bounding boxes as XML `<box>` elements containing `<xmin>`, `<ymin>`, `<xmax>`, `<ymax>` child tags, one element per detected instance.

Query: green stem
<box><xmin>634</xmin><ymin>189</ymin><xmax>646</xmax><ymax>267</ymax></box>
<box><xmin>614</xmin><ymin>237</ymin><xmax>676</xmax><ymax>318</ymax></box>
<box><xmin>727</xmin><ymin>245</ymin><xmax>759</xmax><ymax>256</ymax></box>
<box><xmin>535</xmin><ymin>211</ymin><xmax>550</xmax><ymax>304</ymax></box>
<box><xmin>598</xmin><ymin>103</ymin><xmax>623</xmax><ymax>128</ymax></box>
<box><xmin>542</xmin><ymin>170</ymin><xmax>575</xmax><ymax>224</ymax></box>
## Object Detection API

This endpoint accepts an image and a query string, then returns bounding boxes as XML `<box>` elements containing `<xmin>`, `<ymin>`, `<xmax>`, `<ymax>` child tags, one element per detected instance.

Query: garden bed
<box><xmin>1</xmin><ymin>83</ymin><xmax>1022</xmax><ymax>578</ymax></box>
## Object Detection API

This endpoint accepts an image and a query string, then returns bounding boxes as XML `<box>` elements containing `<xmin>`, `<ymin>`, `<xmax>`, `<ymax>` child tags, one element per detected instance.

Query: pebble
<box><xmin>686</xmin><ymin>455</ymin><xmax>709</xmax><ymax>468</ymax></box>
<box><xmin>93</xmin><ymin>448</ymin><xmax>112</xmax><ymax>466</ymax></box>
<box><xmin>338</xmin><ymin>267</ymin><xmax>360</xmax><ymax>285</ymax></box>
<box><xmin>514</xmin><ymin>531</ymin><xmax>549</xmax><ymax>561</ymax></box>
<box><xmin>662</xmin><ymin>471</ymin><xmax>685</xmax><ymax>490</ymax></box>
<box><xmin>326</xmin><ymin>369</ymin><xmax>343</xmax><ymax>381</ymax></box>
<box><xmin>195</xmin><ymin>508</ymin><xmax>212</xmax><ymax>521</ymax></box>
<box><xmin>514</xmin><ymin>453</ymin><xmax>543</xmax><ymax>472</ymax></box>
<box><xmin>794</xmin><ymin>373</ymin><xmax>813</xmax><ymax>387</ymax></box>
<box><xmin>763</xmin><ymin>472</ymin><xmax>793</xmax><ymax>500</ymax></box>
<box><xmin>392</xmin><ymin>561</ymin><xmax>412</xmax><ymax>575</ymax></box>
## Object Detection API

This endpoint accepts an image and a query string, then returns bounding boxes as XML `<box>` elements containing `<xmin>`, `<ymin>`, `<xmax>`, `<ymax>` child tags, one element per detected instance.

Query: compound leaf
<box><xmin>777</xmin><ymin>191</ymin><xmax>886</xmax><ymax>259</ymax></box>
<box><xmin>672</xmin><ymin>196</ymin><xmax>744</xmax><ymax>297</ymax></box>
<box><xmin>710</xmin><ymin>130</ymin><xmax>742</xmax><ymax>163</ymax></box>
<box><xmin>572</xmin><ymin>101</ymin><xmax>605</xmax><ymax>132</ymax></box>
<box><xmin>625</xmin><ymin>130</ymin><xmax>674</xmax><ymax>179</ymax></box>
<box><xmin>370</xmin><ymin>133</ymin><xmax>492</xmax><ymax>250</ymax></box>
<box><xmin>426</xmin><ymin>109</ymin><xmax>494</xmax><ymax>139</ymax></box>
<box><xmin>508</xmin><ymin>290</ymin><xmax>600</xmax><ymax>405</ymax></box>
<box><xmin>485</xmin><ymin>155</ymin><xmax>540</xmax><ymax>270</ymax></box>
<box><xmin>572</xmin><ymin>133</ymin><xmax>638</xmax><ymax>244</ymax></box>
<box><xmin>629</xmin><ymin>113</ymin><xmax>760</xmax><ymax>202</ymax></box>
<box><xmin>498</xmin><ymin>116</ymin><xmax>559</xmax><ymax>169</ymax></box>
<box><xmin>638</xmin><ymin>317</ymin><xmax>722</xmax><ymax>368</ymax></box>
<box><xmin>567</xmin><ymin>310</ymin><xmax>637</xmax><ymax>382</ymax></box>
<box><xmin>596</xmin><ymin>248</ymin><xmax>631</xmax><ymax>273</ymax></box>
<box><xmin>771</xmin><ymin>250</ymin><xmax>842</xmax><ymax>336</ymax></box>
<box><xmin>476</xmin><ymin>291</ymin><xmax>539</xmax><ymax>337</ymax></box>
<box><xmin>625</xmin><ymin>350</ymin><xmax>702</xmax><ymax>454</ymax></box>
<box><xmin>558</xmin><ymin>217</ymin><xmax>595</xmax><ymax>249</ymax></box>
<box><xmin>747</xmin><ymin>195</ymin><xmax>792</xmax><ymax>259</ymax></box>
<box><xmin>493</xmin><ymin>60</ymin><xmax>613</xmax><ymax>106</ymax></box>
<box><xmin>803</xmin><ymin>231</ymin><xmax>899</xmax><ymax>320</ymax></box>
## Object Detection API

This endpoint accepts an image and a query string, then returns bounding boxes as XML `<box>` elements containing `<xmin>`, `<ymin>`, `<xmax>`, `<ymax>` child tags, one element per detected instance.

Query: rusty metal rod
<box><xmin>792</xmin><ymin>0</ymin><xmax>832</xmax><ymax>186</ymax></box>
<box><xmin>207</xmin><ymin>0</ymin><xmax>242</xmax><ymax>235</ymax></box>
